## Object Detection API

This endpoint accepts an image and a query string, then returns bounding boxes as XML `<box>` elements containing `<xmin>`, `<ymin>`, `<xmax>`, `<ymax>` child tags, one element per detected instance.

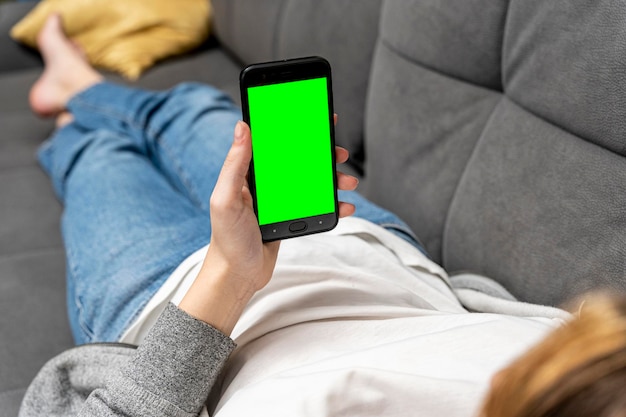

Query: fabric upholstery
<box><xmin>365</xmin><ymin>0</ymin><xmax>625</xmax><ymax>302</ymax></box>
<box><xmin>364</xmin><ymin>41</ymin><xmax>501</xmax><ymax>262</ymax></box>
<box><xmin>364</xmin><ymin>0</ymin><xmax>507</xmax><ymax>261</ymax></box>
<box><xmin>0</xmin><ymin>2</ymin><xmax>40</xmax><ymax>73</ymax></box>
<box><xmin>445</xmin><ymin>98</ymin><xmax>626</xmax><ymax>305</ymax></box>
<box><xmin>504</xmin><ymin>0</ymin><xmax>626</xmax><ymax>156</ymax></box>
<box><xmin>0</xmin><ymin>390</ymin><xmax>26</xmax><ymax>417</ymax></box>
<box><xmin>0</xmin><ymin>58</ymin><xmax>64</xmax><ymax>413</ymax></box>
<box><xmin>379</xmin><ymin>0</ymin><xmax>507</xmax><ymax>90</ymax></box>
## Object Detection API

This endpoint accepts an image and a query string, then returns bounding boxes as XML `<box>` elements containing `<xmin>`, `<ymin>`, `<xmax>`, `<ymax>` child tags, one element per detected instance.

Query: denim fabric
<box><xmin>38</xmin><ymin>82</ymin><xmax>425</xmax><ymax>344</ymax></box>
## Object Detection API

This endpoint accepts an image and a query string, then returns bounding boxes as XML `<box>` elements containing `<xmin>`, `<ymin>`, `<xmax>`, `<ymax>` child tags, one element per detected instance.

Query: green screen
<box><xmin>248</xmin><ymin>77</ymin><xmax>335</xmax><ymax>225</ymax></box>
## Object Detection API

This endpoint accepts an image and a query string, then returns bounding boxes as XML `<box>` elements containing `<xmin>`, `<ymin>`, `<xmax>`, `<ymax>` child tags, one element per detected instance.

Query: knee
<box><xmin>169</xmin><ymin>82</ymin><xmax>238</xmax><ymax>112</ymax></box>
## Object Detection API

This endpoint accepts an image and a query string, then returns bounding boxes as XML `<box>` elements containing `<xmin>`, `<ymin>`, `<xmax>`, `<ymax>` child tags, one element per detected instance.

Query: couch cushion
<box><xmin>212</xmin><ymin>0</ymin><xmax>383</xmax><ymax>173</ymax></box>
<box><xmin>0</xmin><ymin>389</ymin><xmax>26</xmax><ymax>417</ymax></box>
<box><xmin>366</xmin><ymin>0</ymin><xmax>625</xmax><ymax>304</ymax></box>
<box><xmin>0</xmin><ymin>64</ymin><xmax>68</xmax><ymax>412</ymax></box>
<box><xmin>364</xmin><ymin>42</ymin><xmax>501</xmax><ymax>262</ymax></box>
<box><xmin>0</xmin><ymin>112</ymin><xmax>54</xmax><ymax>168</ymax></box>
<box><xmin>131</xmin><ymin>41</ymin><xmax>242</xmax><ymax>102</ymax></box>
<box><xmin>0</xmin><ymin>2</ymin><xmax>40</xmax><ymax>73</ymax></box>
<box><xmin>379</xmin><ymin>0</ymin><xmax>507</xmax><ymax>90</ymax></box>
<box><xmin>503</xmin><ymin>0</ymin><xmax>626</xmax><ymax>157</ymax></box>
<box><xmin>443</xmin><ymin>0</ymin><xmax>626</xmax><ymax>304</ymax></box>
<box><xmin>0</xmin><ymin>250</ymin><xmax>70</xmax><ymax>395</ymax></box>
<box><xmin>444</xmin><ymin>98</ymin><xmax>626</xmax><ymax>305</ymax></box>
<box><xmin>0</xmin><ymin>70</ymin><xmax>40</xmax><ymax>113</ymax></box>
<box><xmin>0</xmin><ymin>167</ymin><xmax>63</xmax><ymax>256</ymax></box>
<box><xmin>364</xmin><ymin>0</ymin><xmax>505</xmax><ymax>262</ymax></box>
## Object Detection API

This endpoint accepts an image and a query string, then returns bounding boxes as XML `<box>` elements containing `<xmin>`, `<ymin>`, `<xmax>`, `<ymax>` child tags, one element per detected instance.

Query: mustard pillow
<box><xmin>11</xmin><ymin>0</ymin><xmax>212</xmax><ymax>80</ymax></box>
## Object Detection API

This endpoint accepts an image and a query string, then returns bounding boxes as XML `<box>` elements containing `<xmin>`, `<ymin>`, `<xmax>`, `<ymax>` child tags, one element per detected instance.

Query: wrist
<box><xmin>179</xmin><ymin>259</ymin><xmax>255</xmax><ymax>335</ymax></box>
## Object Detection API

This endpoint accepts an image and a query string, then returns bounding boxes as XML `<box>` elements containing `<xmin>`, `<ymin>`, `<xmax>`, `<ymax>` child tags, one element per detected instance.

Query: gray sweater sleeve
<box><xmin>20</xmin><ymin>303</ymin><xmax>236</xmax><ymax>417</ymax></box>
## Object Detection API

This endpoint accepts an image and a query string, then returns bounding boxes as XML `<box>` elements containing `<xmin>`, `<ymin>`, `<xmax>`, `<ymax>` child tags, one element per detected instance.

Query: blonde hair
<box><xmin>480</xmin><ymin>293</ymin><xmax>626</xmax><ymax>417</ymax></box>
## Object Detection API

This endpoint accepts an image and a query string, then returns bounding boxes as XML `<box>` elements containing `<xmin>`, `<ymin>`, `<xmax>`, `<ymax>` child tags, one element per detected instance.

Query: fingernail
<box><xmin>234</xmin><ymin>121</ymin><xmax>244</xmax><ymax>142</ymax></box>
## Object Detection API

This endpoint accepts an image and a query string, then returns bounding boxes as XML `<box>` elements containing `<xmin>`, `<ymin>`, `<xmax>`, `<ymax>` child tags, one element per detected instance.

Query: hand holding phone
<box><xmin>240</xmin><ymin>56</ymin><xmax>346</xmax><ymax>241</ymax></box>
<box><xmin>180</xmin><ymin>118</ymin><xmax>357</xmax><ymax>333</ymax></box>
<box><xmin>180</xmin><ymin>120</ymin><xmax>280</xmax><ymax>334</ymax></box>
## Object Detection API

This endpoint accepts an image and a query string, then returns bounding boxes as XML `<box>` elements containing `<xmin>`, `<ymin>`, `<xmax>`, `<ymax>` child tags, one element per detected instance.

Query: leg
<box><xmin>30</xmin><ymin>15</ymin><xmax>238</xmax><ymax>211</ymax></box>
<box><xmin>31</xmin><ymin>15</ymin><xmax>217</xmax><ymax>343</ymax></box>
<box><xmin>66</xmin><ymin>82</ymin><xmax>240</xmax><ymax>211</ymax></box>
<box><xmin>39</xmin><ymin>123</ymin><xmax>213</xmax><ymax>344</ymax></box>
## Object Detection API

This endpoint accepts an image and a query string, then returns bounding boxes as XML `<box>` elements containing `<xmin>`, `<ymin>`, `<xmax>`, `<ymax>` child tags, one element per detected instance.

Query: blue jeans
<box><xmin>38</xmin><ymin>82</ymin><xmax>425</xmax><ymax>344</ymax></box>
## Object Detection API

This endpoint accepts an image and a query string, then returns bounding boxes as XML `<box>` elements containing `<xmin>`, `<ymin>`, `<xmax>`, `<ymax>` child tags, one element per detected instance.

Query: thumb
<box><xmin>213</xmin><ymin>121</ymin><xmax>252</xmax><ymax>200</ymax></box>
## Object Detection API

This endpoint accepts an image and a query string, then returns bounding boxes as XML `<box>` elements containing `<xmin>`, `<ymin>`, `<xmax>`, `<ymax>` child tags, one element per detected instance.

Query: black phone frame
<box><xmin>239</xmin><ymin>56</ymin><xmax>339</xmax><ymax>242</ymax></box>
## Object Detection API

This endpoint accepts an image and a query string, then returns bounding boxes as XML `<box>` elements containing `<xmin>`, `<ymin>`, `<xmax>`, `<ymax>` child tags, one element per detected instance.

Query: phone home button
<box><xmin>289</xmin><ymin>221</ymin><xmax>307</xmax><ymax>233</ymax></box>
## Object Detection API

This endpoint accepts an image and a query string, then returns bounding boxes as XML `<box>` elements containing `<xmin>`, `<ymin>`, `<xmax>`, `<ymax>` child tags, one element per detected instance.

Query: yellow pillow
<box><xmin>11</xmin><ymin>0</ymin><xmax>212</xmax><ymax>80</ymax></box>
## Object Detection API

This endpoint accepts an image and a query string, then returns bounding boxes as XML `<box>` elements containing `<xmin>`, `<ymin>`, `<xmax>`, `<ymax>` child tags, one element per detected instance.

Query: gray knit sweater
<box><xmin>19</xmin><ymin>303</ymin><xmax>236</xmax><ymax>417</ymax></box>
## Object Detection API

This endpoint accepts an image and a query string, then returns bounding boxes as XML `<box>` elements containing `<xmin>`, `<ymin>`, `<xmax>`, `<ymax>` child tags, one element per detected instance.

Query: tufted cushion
<box><xmin>445</xmin><ymin>99</ymin><xmax>626</xmax><ymax>305</ymax></box>
<box><xmin>364</xmin><ymin>0</ymin><xmax>626</xmax><ymax>304</ymax></box>
<box><xmin>364</xmin><ymin>0</ymin><xmax>506</xmax><ymax>262</ymax></box>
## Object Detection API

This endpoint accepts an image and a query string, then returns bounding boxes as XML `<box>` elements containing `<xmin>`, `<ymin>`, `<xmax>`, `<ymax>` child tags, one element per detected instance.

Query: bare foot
<box><xmin>55</xmin><ymin>112</ymin><xmax>74</xmax><ymax>128</ymax></box>
<box><xmin>29</xmin><ymin>14</ymin><xmax>103</xmax><ymax>118</ymax></box>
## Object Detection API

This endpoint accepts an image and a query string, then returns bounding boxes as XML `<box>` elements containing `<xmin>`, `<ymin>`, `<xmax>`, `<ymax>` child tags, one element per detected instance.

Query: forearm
<box><xmin>179</xmin><ymin>251</ymin><xmax>258</xmax><ymax>336</ymax></box>
<box><xmin>79</xmin><ymin>303</ymin><xmax>236</xmax><ymax>417</ymax></box>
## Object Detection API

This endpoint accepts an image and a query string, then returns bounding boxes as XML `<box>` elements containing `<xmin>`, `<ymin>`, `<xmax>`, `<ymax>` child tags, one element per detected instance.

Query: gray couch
<box><xmin>1</xmin><ymin>0</ymin><xmax>624</xmax><ymax>415</ymax></box>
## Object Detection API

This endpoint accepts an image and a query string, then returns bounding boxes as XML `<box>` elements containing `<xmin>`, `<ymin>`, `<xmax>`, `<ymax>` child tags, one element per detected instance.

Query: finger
<box><xmin>337</xmin><ymin>171</ymin><xmax>359</xmax><ymax>191</ymax></box>
<box><xmin>213</xmin><ymin>121</ymin><xmax>252</xmax><ymax>202</ymax></box>
<box><xmin>335</xmin><ymin>146</ymin><xmax>349</xmax><ymax>164</ymax></box>
<box><xmin>338</xmin><ymin>202</ymin><xmax>356</xmax><ymax>218</ymax></box>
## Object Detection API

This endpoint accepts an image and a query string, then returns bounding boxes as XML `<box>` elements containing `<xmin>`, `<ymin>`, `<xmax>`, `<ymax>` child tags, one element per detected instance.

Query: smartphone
<box><xmin>240</xmin><ymin>56</ymin><xmax>339</xmax><ymax>242</ymax></box>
